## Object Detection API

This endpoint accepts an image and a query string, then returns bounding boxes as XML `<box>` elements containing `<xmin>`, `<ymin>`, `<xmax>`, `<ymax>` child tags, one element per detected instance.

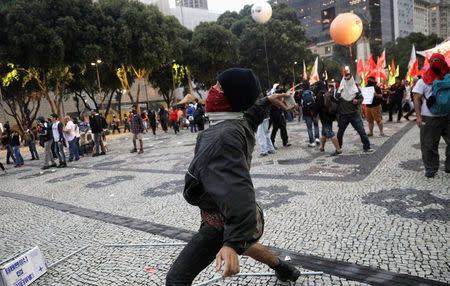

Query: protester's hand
<box><xmin>416</xmin><ymin>116</ymin><xmax>423</xmax><ymax>128</ymax></box>
<box><xmin>268</xmin><ymin>93</ymin><xmax>296</xmax><ymax>111</ymax></box>
<box><xmin>352</xmin><ymin>99</ymin><xmax>358</xmax><ymax>105</ymax></box>
<box><xmin>216</xmin><ymin>246</ymin><xmax>240</xmax><ymax>278</ymax></box>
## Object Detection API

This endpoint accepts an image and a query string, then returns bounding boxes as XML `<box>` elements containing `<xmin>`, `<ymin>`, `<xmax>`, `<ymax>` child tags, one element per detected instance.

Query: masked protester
<box><xmin>336</xmin><ymin>72</ymin><xmax>373</xmax><ymax>152</ymax></box>
<box><xmin>166</xmin><ymin>68</ymin><xmax>300</xmax><ymax>285</ymax></box>
<box><xmin>388</xmin><ymin>77</ymin><xmax>406</xmax><ymax>122</ymax></box>
<box><xmin>412</xmin><ymin>53</ymin><xmax>450</xmax><ymax>178</ymax></box>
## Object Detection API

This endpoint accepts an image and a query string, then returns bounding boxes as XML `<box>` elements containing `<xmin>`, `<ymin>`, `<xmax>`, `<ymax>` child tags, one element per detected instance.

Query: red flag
<box><xmin>410</xmin><ymin>58</ymin><xmax>419</xmax><ymax>77</ymax></box>
<box><xmin>365</xmin><ymin>54</ymin><xmax>376</xmax><ymax>73</ymax></box>
<box><xmin>302</xmin><ymin>60</ymin><xmax>307</xmax><ymax>80</ymax></box>
<box><xmin>423</xmin><ymin>57</ymin><xmax>429</xmax><ymax>68</ymax></box>
<box><xmin>342</xmin><ymin>66</ymin><xmax>345</xmax><ymax>77</ymax></box>
<box><xmin>357</xmin><ymin>59</ymin><xmax>364</xmax><ymax>74</ymax></box>
<box><xmin>391</xmin><ymin>59</ymin><xmax>396</xmax><ymax>76</ymax></box>
<box><xmin>420</xmin><ymin>57</ymin><xmax>429</xmax><ymax>76</ymax></box>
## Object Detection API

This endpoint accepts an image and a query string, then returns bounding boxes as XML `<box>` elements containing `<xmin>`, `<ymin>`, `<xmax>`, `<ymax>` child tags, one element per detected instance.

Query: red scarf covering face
<box><xmin>423</xmin><ymin>53</ymin><xmax>450</xmax><ymax>84</ymax></box>
<box><xmin>205</xmin><ymin>87</ymin><xmax>232</xmax><ymax>112</ymax></box>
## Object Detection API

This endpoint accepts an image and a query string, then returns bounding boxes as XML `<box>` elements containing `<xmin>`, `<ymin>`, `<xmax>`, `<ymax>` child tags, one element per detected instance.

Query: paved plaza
<box><xmin>0</xmin><ymin>118</ymin><xmax>449</xmax><ymax>286</ymax></box>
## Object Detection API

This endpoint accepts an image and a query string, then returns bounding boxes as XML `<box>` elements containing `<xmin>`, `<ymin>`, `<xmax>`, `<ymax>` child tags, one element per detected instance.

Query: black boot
<box><xmin>271</xmin><ymin>260</ymin><xmax>300</xmax><ymax>282</ymax></box>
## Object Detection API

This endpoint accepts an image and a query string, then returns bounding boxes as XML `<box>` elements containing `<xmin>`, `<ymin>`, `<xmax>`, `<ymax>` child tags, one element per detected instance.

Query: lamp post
<box><xmin>91</xmin><ymin>59</ymin><xmax>102</xmax><ymax>102</ymax></box>
<box><xmin>171</xmin><ymin>60</ymin><xmax>176</xmax><ymax>106</ymax></box>
<box><xmin>293</xmin><ymin>61</ymin><xmax>298</xmax><ymax>85</ymax></box>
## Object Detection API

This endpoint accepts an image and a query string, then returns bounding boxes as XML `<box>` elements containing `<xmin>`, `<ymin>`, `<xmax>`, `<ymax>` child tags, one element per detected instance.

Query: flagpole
<box><xmin>262</xmin><ymin>26</ymin><xmax>271</xmax><ymax>88</ymax></box>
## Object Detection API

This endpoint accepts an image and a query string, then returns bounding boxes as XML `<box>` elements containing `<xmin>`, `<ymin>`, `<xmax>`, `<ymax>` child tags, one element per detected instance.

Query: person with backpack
<box><xmin>11</xmin><ymin>129</ymin><xmax>24</xmax><ymax>168</ymax></box>
<box><xmin>365</xmin><ymin>76</ymin><xmax>386</xmax><ymax>137</ymax></box>
<box><xmin>24</xmin><ymin>127</ymin><xmax>39</xmax><ymax>160</ymax></box>
<box><xmin>412</xmin><ymin>53</ymin><xmax>449</xmax><ymax>178</ymax></box>
<box><xmin>158</xmin><ymin>106</ymin><xmax>168</xmax><ymax>132</ymax></box>
<box><xmin>193</xmin><ymin>103</ymin><xmax>205</xmax><ymax>131</ymax></box>
<box><xmin>37</xmin><ymin>117</ymin><xmax>56</xmax><ymax>169</ymax></box>
<box><xmin>269</xmin><ymin>84</ymin><xmax>291</xmax><ymax>148</ymax></box>
<box><xmin>336</xmin><ymin>72</ymin><xmax>373</xmax><ymax>153</ymax></box>
<box><xmin>315</xmin><ymin>81</ymin><xmax>342</xmax><ymax>156</ymax></box>
<box><xmin>89</xmin><ymin>109</ymin><xmax>106</xmax><ymax>157</ymax></box>
<box><xmin>148</xmin><ymin>110</ymin><xmax>157</xmax><ymax>135</ymax></box>
<box><xmin>302</xmin><ymin>80</ymin><xmax>320</xmax><ymax>147</ymax></box>
<box><xmin>1</xmin><ymin>122</ymin><xmax>15</xmax><ymax>164</ymax></box>
<box><xmin>130</xmin><ymin>105</ymin><xmax>145</xmax><ymax>154</ymax></box>
<box><xmin>187</xmin><ymin>104</ymin><xmax>197</xmax><ymax>133</ymax></box>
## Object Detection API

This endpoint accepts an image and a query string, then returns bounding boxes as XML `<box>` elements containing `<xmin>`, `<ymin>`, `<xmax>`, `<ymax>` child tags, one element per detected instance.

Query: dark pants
<box><xmin>305</xmin><ymin>115</ymin><xmax>320</xmax><ymax>143</ymax></box>
<box><xmin>420</xmin><ymin>115</ymin><xmax>450</xmax><ymax>172</ymax></box>
<box><xmin>68</xmin><ymin>139</ymin><xmax>79</xmax><ymax>161</ymax></box>
<box><xmin>6</xmin><ymin>144</ymin><xmax>15</xmax><ymax>163</ymax></box>
<box><xmin>160</xmin><ymin>120</ymin><xmax>168</xmax><ymax>132</ymax></box>
<box><xmin>166</xmin><ymin>223</ymin><xmax>223</xmax><ymax>286</ymax></box>
<box><xmin>190</xmin><ymin>121</ymin><xmax>197</xmax><ymax>133</ymax></box>
<box><xmin>112</xmin><ymin>125</ymin><xmax>120</xmax><ymax>134</ymax></box>
<box><xmin>0</xmin><ymin>162</ymin><xmax>4</xmax><ymax>171</ymax></box>
<box><xmin>150</xmin><ymin>122</ymin><xmax>156</xmax><ymax>135</ymax></box>
<box><xmin>29</xmin><ymin>142</ymin><xmax>39</xmax><ymax>159</ymax></box>
<box><xmin>271</xmin><ymin>118</ymin><xmax>288</xmax><ymax>146</ymax></box>
<box><xmin>337</xmin><ymin>113</ymin><xmax>371</xmax><ymax>150</ymax></box>
<box><xmin>93</xmin><ymin>132</ymin><xmax>106</xmax><ymax>154</ymax></box>
<box><xmin>172</xmin><ymin>121</ymin><xmax>180</xmax><ymax>134</ymax></box>
<box><xmin>389</xmin><ymin>100</ymin><xmax>403</xmax><ymax>121</ymax></box>
<box><xmin>123</xmin><ymin>124</ymin><xmax>131</xmax><ymax>133</ymax></box>
<box><xmin>196</xmin><ymin>120</ymin><xmax>204</xmax><ymax>131</ymax></box>
<box><xmin>13</xmin><ymin>145</ymin><xmax>24</xmax><ymax>166</ymax></box>
<box><xmin>54</xmin><ymin>142</ymin><xmax>66</xmax><ymax>164</ymax></box>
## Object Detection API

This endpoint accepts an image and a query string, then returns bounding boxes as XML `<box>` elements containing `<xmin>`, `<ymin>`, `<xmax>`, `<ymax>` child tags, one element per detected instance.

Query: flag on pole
<box><xmin>406</xmin><ymin>45</ymin><xmax>417</xmax><ymax>81</ymax></box>
<box><xmin>302</xmin><ymin>60</ymin><xmax>307</xmax><ymax>80</ymax></box>
<box><xmin>379</xmin><ymin>49</ymin><xmax>386</xmax><ymax>68</ymax></box>
<box><xmin>357</xmin><ymin>58</ymin><xmax>365</xmax><ymax>74</ymax></box>
<box><xmin>365</xmin><ymin>54</ymin><xmax>376</xmax><ymax>73</ymax></box>
<box><xmin>309</xmin><ymin>57</ymin><xmax>319</xmax><ymax>84</ymax></box>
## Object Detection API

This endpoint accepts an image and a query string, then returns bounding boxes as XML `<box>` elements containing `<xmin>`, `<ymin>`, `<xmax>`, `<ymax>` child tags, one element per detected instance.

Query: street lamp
<box><xmin>91</xmin><ymin>59</ymin><xmax>102</xmax><ymax>100</ymax></box>
<box><xmin>293</xmin><ymin>61</ymin><xmax>298</xmax><ymax>85</ymax></box>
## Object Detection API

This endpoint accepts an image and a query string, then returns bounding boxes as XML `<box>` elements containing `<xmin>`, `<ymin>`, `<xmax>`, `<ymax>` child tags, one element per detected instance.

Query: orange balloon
<box><xmin>330</xmin><ymin>13</ymin><xmax>363</xmax><ymax>46</ymax></box>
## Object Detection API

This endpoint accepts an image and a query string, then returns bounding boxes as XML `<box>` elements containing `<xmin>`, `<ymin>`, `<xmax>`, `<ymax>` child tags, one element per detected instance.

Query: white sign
<box><xmin>361</xmin><ymin>86</ymin><xmax>375</xmax><ymax>105</ymax></box>
<box><xmin>0</xmin><ymin>247</ymin><xmax>47</xmax><ymax>286</ymax></box>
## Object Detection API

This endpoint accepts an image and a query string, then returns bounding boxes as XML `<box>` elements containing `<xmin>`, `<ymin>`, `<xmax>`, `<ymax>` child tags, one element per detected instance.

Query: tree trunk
<box><xmin>104</xmin><ymin>90</ymin><xmax>115</xmax><ymax>119</ymax></box>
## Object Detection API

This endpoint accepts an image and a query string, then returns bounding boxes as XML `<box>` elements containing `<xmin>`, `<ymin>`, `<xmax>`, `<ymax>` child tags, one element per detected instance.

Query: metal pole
<box><xmin>103</xmin><ymin>242</ymin><xmax>187</xmax><ymax>247</ymax></box>
<box><xmin>262</xmin><ymin>26</ymin><xmax>271</xmax><ymax>88</ymax></box>
<box><xmin>96</xmin><ymin>65</ymin><xmax>102</xmax><ymax>100</ymax></box>
<box><xmin>48</xmin><ymin>245</ymin><xmax>89</xmax><ymax>268</ymax></box>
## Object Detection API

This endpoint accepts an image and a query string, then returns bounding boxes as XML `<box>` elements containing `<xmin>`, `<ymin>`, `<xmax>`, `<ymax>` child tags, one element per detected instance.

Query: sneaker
<box><xmin>283</xmin><ymin>143</ymin><xmax>291</xmax><ymax>147</ymax></box>
<box><xmin>50</xmin><ymin>163</ymin><xmax>57</xmax><ymax>168</ymax></box>
<box><xmin>31</xmin><ymin>158</ymin><xmax>36</xmax><ymax>161</ymax></box>
<box><xmin>138</xmin><ymin>149</ymin><xmax>144</xmax><ymax>154</ymax></box>
<box><xmin>92</xmin><ymin>153</ymin><xmax>100</xmax><ymax>157</ymax></box>
<box><xmin>425</xmin><ymin>170</ymin><xmax>436</xmax><ymax>178</ymax></box>
<box><xmin>405</xmin><ymin>116</ymin><xmax>410</xmax><ymax>121</ymax></box>
<box><xmin>308</xmin><ymin>143</ymin><xmax>316</xmax><ymax>147</ymax></box>
<box><xmin>319</xmin><ymin>148</ymin><xmax>325</xmax><ymax>152</ymax></box>
<box><xmin>57</xmin><ymin>163</ymin><xmax>67</xmax><ymax>168</ymax></box>
<box><xmin>100</xmin><ymin>152</ymin><xmax>106</xmax><ymax>156</ymax></box>
<box><xmin>364</xmin><ymin>148</ymin><xmax>375</xmax><ymax>153</ymax></box>
<box><xmin>367</xmin><ymin>134</ymin><xmax>373</xmax><ymax>137</ymax></box>
<box><xmin>268</xmin><ymin>150</ymin><xmax>275</xmax><ymax>154</ymax></box>
<box><xmin>259</xmin><ymin>153</ymin><xmax>268</xmax><ymax>157</ymax></box>
<box><xmin>130</xmin><ymin>149</ymin><xmax>137</xmax><ymax>153</ymax></box>
<box><xmin>380</xmin><ymin>133</ymin><xmax>388</xmax><ymax>137</ymax></box>
<box><xmin>331</xmin><ymin>150</ymin><xmax>342</xmax><ymax>156</ymax></box>
<box><xmin>272</xmin><ymin>260</ymin><xmax>300</xmax><ymax>282</ymax></box>
<box><xmin>315</xmin><ymin>138</ymin><xmax>320</xmax><ymax>144</ymax></box>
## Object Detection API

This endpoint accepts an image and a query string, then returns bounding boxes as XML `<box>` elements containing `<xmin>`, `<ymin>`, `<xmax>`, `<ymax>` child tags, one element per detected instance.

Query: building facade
<box><xmin>175</xmin><ymin>0</ymin><xmax>208</xmax><ymax>10</ymax></box>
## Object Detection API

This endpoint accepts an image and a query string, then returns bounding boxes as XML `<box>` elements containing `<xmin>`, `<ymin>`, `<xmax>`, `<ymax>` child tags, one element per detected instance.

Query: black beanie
<box><xmin>216</xmin><ymin>68</ymin><xmax>262</xmax><ymax>112</ymax></box>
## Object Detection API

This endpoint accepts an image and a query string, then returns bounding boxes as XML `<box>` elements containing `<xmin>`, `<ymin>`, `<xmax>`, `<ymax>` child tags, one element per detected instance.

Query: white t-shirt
<box><xmin>74</xmin><ymin>124</ymin><xmax>80</xmax><ymax>138</ymax></box>
<box><xmin>52</xmin><ymin>121</ymin><xmax>60</xmax><ymax>142</ymax></box>
<box><xmin>405</xmin><ymin>85</ymin><xmax>412</xmax><ymax>100</ymax></box>
<box><xmin>65</xmin><ymin>121</ymin><xmax>75</xmax><ymax>141</ymax></box>
<box><xmin>412</xmin><ymin>79</ymin><xmax>446</xmax><ymax>117</ymax></box>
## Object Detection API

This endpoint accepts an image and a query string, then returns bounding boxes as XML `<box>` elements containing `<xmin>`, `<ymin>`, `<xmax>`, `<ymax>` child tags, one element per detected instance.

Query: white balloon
<box><xmin>251</xmin><ymin>1</ymin><xmax>272</xmax><ymax>24</ymax></box>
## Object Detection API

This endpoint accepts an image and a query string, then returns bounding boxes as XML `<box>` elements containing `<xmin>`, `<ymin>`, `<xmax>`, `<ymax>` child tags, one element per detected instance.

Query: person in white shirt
<box><xmin>403</xmin><ymin>79</ymin><xmax>415</xmax><ymax>120</ymax></box>
<box><xmin>64</xmin><ymin>115</ymin><xmax>79</xmax><ymax>162</ymax></box>
<box><xmin>51</xmin><ymin>114</ymin><xmax>67</xmax><ymax>168</ymax></box>
<box><xmin>412</xmin><ymin>53</ymin><xmax>449</xmax><ymax>178</ymax></box>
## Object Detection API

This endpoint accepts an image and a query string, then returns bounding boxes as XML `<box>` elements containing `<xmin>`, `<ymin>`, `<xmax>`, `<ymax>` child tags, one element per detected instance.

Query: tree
<box><xmin>384</xmin><ymin>33</ymin><xmax>444</xmax><ymax>78</ymax></box>
<box><xmin>186</xmin><ymin>22</ymin><xmax>239</xmax><ymax>89</ymax></box>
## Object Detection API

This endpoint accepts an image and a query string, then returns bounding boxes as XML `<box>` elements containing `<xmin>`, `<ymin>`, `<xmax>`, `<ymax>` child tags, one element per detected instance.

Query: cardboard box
<box><xmin>0</xmin><ymin>247</ymin><xmax>47</xmax><ymax>286</ymax></box>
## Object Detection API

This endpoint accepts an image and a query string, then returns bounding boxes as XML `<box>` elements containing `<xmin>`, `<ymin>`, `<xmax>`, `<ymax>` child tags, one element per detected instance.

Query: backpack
<box><xmin>23</xmin><ymin>132</ymin><xmax>32</xmax><ymax>144</ymax></box>
<box><xmin>428</xmin><ymin>74</ymin><xmax>450</xmax><ymax>114</ymax></box>
<box><xmin>324</xmin><ymin>93</ymin><xmax>338</xmax><ymax>114</ymax></box>
<box><xmin>302</xmin><ymin>90</ymin><xmax>316</xmax><ymax>110</ymax></box>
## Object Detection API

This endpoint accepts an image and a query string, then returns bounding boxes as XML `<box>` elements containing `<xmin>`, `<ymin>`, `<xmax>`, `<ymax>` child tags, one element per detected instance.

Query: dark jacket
<box><xmin>336</xmin><ymin>91</ymin><xmax>363</xmax><ymax>115</ymax></box>
<box><xmin>183</xmin><ymin>97</ymin><xmax>271</xmax><ymax>254</ymax></box>
<box><xmin>316</xmin><ymin>91</ymin><xmax>337</xmax><ymax>124</ymax></box>
<box><xmin>89</xmin><ymin>114</ymin><xmax>105</xmax><ymax>133</ymax></box>
<box><xmin>37</xmin><ymin>122</ymin><xmax>52</xmax><ymax>143</ymax></box>
<box><xmin>52</xmin><ymin>122</ymin><xmax>65</xmax><ymax>144</ymax></box>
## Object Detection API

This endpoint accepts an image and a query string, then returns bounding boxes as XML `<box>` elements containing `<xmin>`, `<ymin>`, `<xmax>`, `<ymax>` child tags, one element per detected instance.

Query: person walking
<box><xmin>130</xmin><ymin>105</ymin><xmax>145</xmax><ymax>154</ymax></box>
<box><xmin>412</xmin><ymin>53</ymin><xmax>449</xmax><ymax>178</ymax></box>
<box><xmin>269</xmin><ymin>84</ymin><xmax>291</xmax><ymax>148</ymax></box>
<box><xmin>194</xmin><ymin>103</ymin><xmax>205</xmax><ymax>131</ymax></box>
<box><xmin>89</xmin><ymin>109</ymin><xmax>106</xmax><ymax>157</ymax></box>
<box><xmin>148</xmin><ymin>110</ymin><xmax>157</xmax><ymax>135</ymax></box>
<box><xmin>64</xmin><ymin>115</ymin><xmax>79</xmax><ymax>162</ymax></box>
<box><xmin>73</xmin><ymin>117</ymin><xmax>81</xmax><ymax>155</ymax></box>
<box><xmin>24</xmin><ymin>127</ymin><xmax>39</xmax><ymax>160</ymax></box>
<box><xmin>111</xmin><ymin>115</ymin><xmax>120</xmax><ymax>134</ymax></box>
<box><xmin>336</xmin><ymin>73</ymin><xmax>373</xmax><ymax>152</ymax></box>
<box><xmin>388</xmin><ymin>77</ymin><xmax>405</xmax><ymax>122</ymax></box>
<box><xmin>11</xmin><ymin>130</ymin><xmax>24</xmax><ymax>168</ymax></box>
<box><xmin>166</xmin><ymin>68</ymin><xmax>299</xmax><ymax>285</ymax></box>
<box><xmin>158</xmin><ymin>106</ymin><xmax>168</xmax><ymax>132</ymax></box>
<box><xmin>365</xmin><ymin>76</ymin><xmax>385</xmax><ymax>137</ymax></box>
<box><xmin>187</xmin><ymin>104</ymin><xmax>197</xmax><ymax>133</ymax></box>
<box><xmin>315</xmin><ymin>81</ymin><xmax>342</xmax><ymax>156</ymax></box>
<box><xmin>169</xmin><ymin>107</ymin><xmax>180</xmax><ymax>134</ymax></box>
<box><xmin>51</xmin><ymin>114</ymin><xmax>67</xmax><ymax>168</ymax></box>
<box><xmin>1</xmin><ymin>122</ymin><xmax>15</xmax><ymax>164</ymax></box>
<box><xmin>302</xmin><ymin>80</ymin><xmax>320</xmax><ymax>147</ymax></box>
<box><xmin>0</xmin><ymin>161</ymin><xmax>5</xmax><ymax>174</ymax></box>
<box><xmin>123</xmin><ymin>114</ymin><xmax>131</xmax><ymax>133</ymax></box>
<box><xmin>403</xmin><ymin>78</ymin><xmax>415</xmax><ymax>120</ymax></box>
<box><xmin>37</xmin><ymin>117</ymin><xmax>56</xmax><ymax>170</ymax></box>
<box><xmin>257</xmin><ymin>107</ymin><xmax>275</xmax><ymax>156</ymax></box>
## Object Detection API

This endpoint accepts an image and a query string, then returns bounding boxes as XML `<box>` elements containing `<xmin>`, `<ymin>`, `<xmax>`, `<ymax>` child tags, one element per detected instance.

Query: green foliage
<box><xmin>384</xmin><ymin>33</ymin><xmax>444</xmax><ymax>78</ymax></box>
